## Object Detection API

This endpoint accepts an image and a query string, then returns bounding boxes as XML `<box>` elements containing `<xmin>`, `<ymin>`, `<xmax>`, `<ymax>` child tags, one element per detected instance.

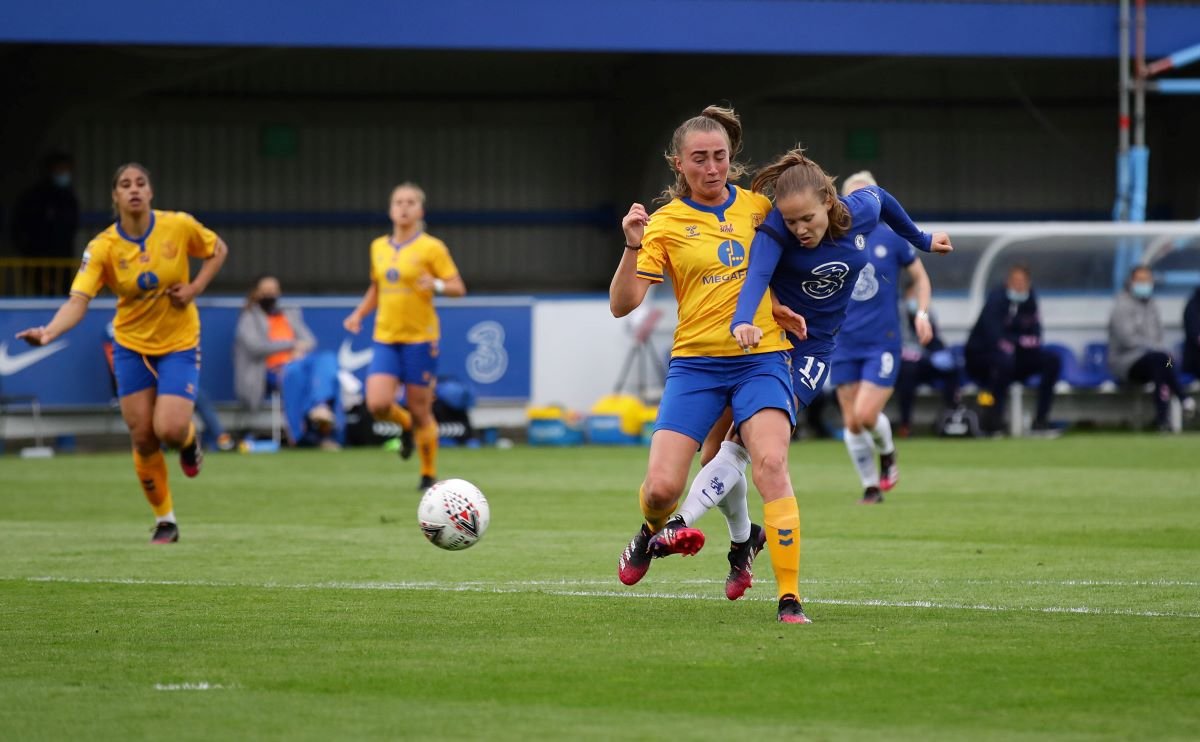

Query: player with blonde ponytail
<box><xmin>671</xmin><ymin>145</ymin><xmax>951</xmax><ymax>618</ymax></box>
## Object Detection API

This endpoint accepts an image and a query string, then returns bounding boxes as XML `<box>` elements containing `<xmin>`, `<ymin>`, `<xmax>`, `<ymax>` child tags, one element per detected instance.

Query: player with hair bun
<box><xmin>671</xmin><ymin>145</ymin><xmax>951</xmax><ymax>621</ymax></box>
<box><xmin>611</xmin><ymin>105</ymin><xmax>803</xmax><ymax>622</ymax></box>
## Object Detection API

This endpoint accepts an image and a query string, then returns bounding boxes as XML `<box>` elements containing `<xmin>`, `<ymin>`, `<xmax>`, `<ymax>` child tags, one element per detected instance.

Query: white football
<box><xmin>417</xmin><ymin>478</ymin><xmax>490</xmax><ymax>551</ymax></box>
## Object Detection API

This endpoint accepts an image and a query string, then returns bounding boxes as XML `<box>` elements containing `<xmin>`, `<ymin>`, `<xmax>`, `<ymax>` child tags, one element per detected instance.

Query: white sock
<box><xmin>844</xmin><ymin>429</ymin><xmax>879</xmax><ymax>488</ymax></box>
<box><xmin>156</xmin><ymin>511</ymin><xmax>176</xmax><ymax>525</ymax></box>
<box><xmin>715</xmin><ymin>474</ymin><xmax>752</xmax><ymax>543</ymax></box>
<box><xmin>871</xmin><ymin>412</ymin><xmax>895</xmax><ymax>455</ymax></box>
<box><xmin>677</xmin><ymin>441</ymin><xmax>751</xmax><ymax>527</ymax></box>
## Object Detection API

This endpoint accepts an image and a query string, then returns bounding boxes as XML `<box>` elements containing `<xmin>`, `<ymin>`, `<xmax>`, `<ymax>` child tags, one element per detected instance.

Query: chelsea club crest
<box><xmin>854</xmin><ymin>234</ymin><xmax>866</xmax><ymax>250</ymax></box>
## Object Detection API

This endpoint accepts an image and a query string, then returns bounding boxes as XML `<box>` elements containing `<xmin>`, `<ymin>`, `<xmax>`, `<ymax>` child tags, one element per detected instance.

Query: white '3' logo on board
<box><xmin>466</xmin><ymin>321</ymin><xmax>508</xmax><ymax>384</ymax></box>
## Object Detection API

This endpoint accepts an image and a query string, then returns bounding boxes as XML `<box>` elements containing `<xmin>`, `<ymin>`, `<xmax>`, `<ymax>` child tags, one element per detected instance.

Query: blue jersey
<box><xmin>833</xmin><ymin>224</ymin><xmax>917</xmax><ymax>357</ymax></box>
<box><xmin>732</xmin><ymin>186</ymin><xmax>931</xmax><ymax>359</ymax></box>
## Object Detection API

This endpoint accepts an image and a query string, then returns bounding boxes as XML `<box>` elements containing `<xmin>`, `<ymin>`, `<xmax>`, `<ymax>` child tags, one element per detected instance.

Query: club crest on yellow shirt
<box><xmin>136</xmin><ymin>272</ymin><xmax>159</xmax><ymax>291</ymax></box>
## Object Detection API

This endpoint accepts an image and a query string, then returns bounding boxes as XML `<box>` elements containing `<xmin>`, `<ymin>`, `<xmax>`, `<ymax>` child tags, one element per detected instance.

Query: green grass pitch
<box><xmin>2</xmin><ymin>435</ymin><xmax>1198</xmax><ymax>740</ymax></box>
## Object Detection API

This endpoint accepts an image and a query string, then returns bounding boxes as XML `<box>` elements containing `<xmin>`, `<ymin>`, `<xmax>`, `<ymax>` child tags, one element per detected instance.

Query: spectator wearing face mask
<box><xmin>965</xmin><ymin>264</ymin><xmax>1062</xmax><ymax>435</ymax></box>
<box><xmin>11</xmin><ymin>151</ymin><xmax>79</xmax><ymax>259</ymax></box>
<box><xmin>1108</xmin><ymin>265</ymin><xmax>1195</xmax><ymax>431</ymax></box>
<box><xmin>10</xmin><ymin>151</ymin><xmax>81</xmax><ymax>295</ymax></box>
<box><xmin>235</xmin><ymin>274</ymin><xmax>342</xmax><ymax>449</ymax></box>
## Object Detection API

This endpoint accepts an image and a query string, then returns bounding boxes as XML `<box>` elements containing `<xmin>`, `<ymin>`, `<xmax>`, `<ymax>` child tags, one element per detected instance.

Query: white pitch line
<box><xmin>154</xmin><ymin>682</ymin><xmax>233</xmax><ymax>691</ymax></box>
<box><xmin>14</xmin><ymin>575</ymin><xmax>1200</xmax><ymax>620</ymax></box>
<box><xmin>16</xmin><ymin>575</ymin><xmax>1199</xmax><ymax>589</ymax></box>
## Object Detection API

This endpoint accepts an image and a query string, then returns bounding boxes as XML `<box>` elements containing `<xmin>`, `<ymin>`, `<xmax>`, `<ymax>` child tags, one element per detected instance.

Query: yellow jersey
<box><xmin>70</xmin><ymin>210</ymin><xmax>217</xmax><ymax>355</ymax></box>
<box><xmin>636</xmin><ymin>185</ymin><xmax>789</xmax><ymax>357</ymax></box>
<box><xmin>370</xmin><ymin>232</ymin><xmax>460</xmax><ymax>344</ymax></box>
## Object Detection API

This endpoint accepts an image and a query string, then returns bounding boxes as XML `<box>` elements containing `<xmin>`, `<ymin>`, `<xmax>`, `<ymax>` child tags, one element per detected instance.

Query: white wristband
<box><xmin>916</xmin><ymin>310</ymin><xmax>929</xmax><ymax>320</ymax></box>
<box><xmin>432</xmin><ymin>278</ymin><xmax>446</xmax><ymax>295</ymax></box>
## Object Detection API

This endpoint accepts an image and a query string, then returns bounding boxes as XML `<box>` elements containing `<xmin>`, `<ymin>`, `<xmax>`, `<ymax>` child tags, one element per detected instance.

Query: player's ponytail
<box><xmin>658</xmin><ymin>105</ymin><xmax>748</xmax><ymax>203</ymax></box>
<box><xmin>751</xmin><ymin>145</ymin><xmax>852</xmax><ymax>239</ymax></box>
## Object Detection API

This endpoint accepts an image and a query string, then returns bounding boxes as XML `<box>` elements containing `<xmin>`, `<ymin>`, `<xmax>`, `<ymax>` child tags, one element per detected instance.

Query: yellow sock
<box><xmin>182</xmin><ymin>422</ymin><xmax>195</xmax><ymax>449</ymax></box>
<box><xmin>387</xmin><ymin>404</ymin><xmax>413</xmax><ymax>431</ymax></box>
<box><xmin>763</xmin><ymin>497</ymin><xmax>801</xmax><ymax>600</ymax></box>
<box><xmin>132</xmin><ymin>449</ymin><xmax>174</xmax><ymax>518</ymax></box>
<box><xmin>639</xmin><ymin>484</ymin><xmax>674</xmax><ymax>533</ymax></box>
<box><xmin>415</xmin><ymin>420</ymin><xmax>438</xmax><ymax>478</ymax></box>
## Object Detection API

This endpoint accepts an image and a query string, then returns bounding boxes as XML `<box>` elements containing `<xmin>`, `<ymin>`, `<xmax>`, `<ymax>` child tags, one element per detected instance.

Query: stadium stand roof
<box><xmin>4</xmin><ymin>1</ymin><xmax>1200</xmax><ymax>59</ymax></box>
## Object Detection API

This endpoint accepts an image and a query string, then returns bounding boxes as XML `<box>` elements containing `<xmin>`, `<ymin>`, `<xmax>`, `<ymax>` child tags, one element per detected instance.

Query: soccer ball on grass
<box><xmin>418</xmin><ymin>478</ymin><xmax>490</xmax><ymax>551</ymax></box>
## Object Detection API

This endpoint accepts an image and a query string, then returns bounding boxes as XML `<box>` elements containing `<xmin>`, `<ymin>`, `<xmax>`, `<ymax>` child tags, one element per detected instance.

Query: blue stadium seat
<box><xmin>1177</xmin><ymin>342</ymin><xmax>1196</xmax><ymax>386</ymax></box>
<box><xmin>1080</xmin><ymin>342</ymin><xmax>1116</xmax><ymax>389</ymax></box>
<box><xmin>1045</xmin><ymin>342</ymin><xmax>1094</xmax><ymax>389</ymax></box>
<box><xmin>948</xmin><ymin>344</ymin><xmax>971</xmax><ymax>387</ymax></box>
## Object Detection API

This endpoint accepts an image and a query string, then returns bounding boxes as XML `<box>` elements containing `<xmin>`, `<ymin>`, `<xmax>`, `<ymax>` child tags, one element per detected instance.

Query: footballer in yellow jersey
<box><xmin>610</xmin><ymin>108</ymin><xmax>806</xmax><ymax>624</ymax></box>
<box><xmin>635</xmin><ymin>184</ymin><xmax>788</xmax><ymax>358</ymax></box>
<box><xmin>623</xmin><ymin>179</ymin><xmax>795</xmax><ymax>447</ymax></box>
<box><xmin>71</xmin><ymin>210</ymin><xmax>217</xmax><ymax>355</ymax></box>
<box><xmin>16</xmin><ymin>163</ymin><xmax>228</xmax><ymax>543</ymax></box>
<box><xmin>367</xmin><ymin>231</ymin><xmax>459</xmax><ymax>345</ymax></box>
<box><xmin>344</xmin><ymin>183</ymin><xmax>466</xmax><ymax>491</ymax></box>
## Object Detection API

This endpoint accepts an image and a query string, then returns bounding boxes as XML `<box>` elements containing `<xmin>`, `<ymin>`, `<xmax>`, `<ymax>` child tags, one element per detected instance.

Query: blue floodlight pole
<box><xmin>1113</xmin><ymin>0</ymin><xmax>1138</xmax><ymax>289</ymax></box>
<box><xmin>1115</xmin><ymin>1</ymin><xmax>1200</xmax><ymax>286</ymax></box>
<box><xmin>1122</xmin><ymin>1</ymin><xmax>1200</xmax><ymax>288</ymax></box>
<box><xmin>1113</xmin><ymin>0</ymin><xmax>1131</xmax><ymax>225</ymax></box>
<box><xmin>1130</xmin><ymin>0</ymin><xmax>1148</xmax><ymax>228</ymax></box>
<box><xmin>1130</xmin><ymin>0</ymin><xmax>1148</xmax><ymax>231</ymax></box>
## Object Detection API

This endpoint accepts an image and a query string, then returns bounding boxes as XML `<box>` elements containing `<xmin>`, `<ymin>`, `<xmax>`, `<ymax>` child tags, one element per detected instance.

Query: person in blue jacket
<box><xmin>964</xmin><ymin>264</ymin><xmax>1061</xmax><ymax>435</ymax></box>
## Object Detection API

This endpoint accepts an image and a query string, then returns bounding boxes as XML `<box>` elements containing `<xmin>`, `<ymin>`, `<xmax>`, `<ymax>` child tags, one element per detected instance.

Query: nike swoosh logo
<box><xmin>338</xmin><ymin>339</ymin><xmax>374</xmax><ymax>372</ymax></box>
<box><xmin>0</xmin><ymin>340</ymin><xmax>70</xmax><ymax>376</ymax></box>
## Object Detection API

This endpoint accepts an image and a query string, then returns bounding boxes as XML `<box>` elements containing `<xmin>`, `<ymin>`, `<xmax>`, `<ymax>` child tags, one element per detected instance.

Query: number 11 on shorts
<box><xmin>796</xmin><ymin>355</ymin><xmax>827</xmax><ymax>391</ymax></box>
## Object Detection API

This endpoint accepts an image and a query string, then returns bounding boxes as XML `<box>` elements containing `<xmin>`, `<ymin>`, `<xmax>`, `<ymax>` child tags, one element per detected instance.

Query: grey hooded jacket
<box><xmin>234</xmin><ymin>304</ymin><xmax>316</xmax><ymax>410</ymax></box>
<box><xmin>1107</xmin><ymin>290</ymin><xmax>1167</xmax><ymax>381</ymax></box>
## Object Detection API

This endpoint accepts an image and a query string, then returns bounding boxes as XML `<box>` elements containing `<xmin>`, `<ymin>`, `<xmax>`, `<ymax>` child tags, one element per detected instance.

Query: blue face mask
<box><xmin>51</xmin><ymin>172</ymin><xmax>72</xmax><ymax>188</ymax></box>
<box><xmin>1131</xmin><ymin>282</ymin><xmax>1153</xmax><ymax>299</ymax></box>
<box><xmin>1006</xmin><ymin>289</ymin><xmax>1029</xmax><ymax>304</ymax></box>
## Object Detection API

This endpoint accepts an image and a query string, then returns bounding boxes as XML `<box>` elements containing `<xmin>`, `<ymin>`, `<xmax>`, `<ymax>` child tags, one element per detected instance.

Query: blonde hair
<box><xmin>658</xmin><ymin>105</ymin><xmax>747</xmax><ymax>203</ymax></box>
<box><xmin>841</xmin><ymin>170</ymin><xmax>877</xmax><ymax>196</ymax></box>
<box><xmin>752</xmin><ymin>145</ymin><xmax>852</xmax><ymax>240</ymax></box>
<box><xmin>391</xmin><ymin>182</ymin><xmax>426</xmax><ymax>205</ymax></box>
<box><xmin>390</xmin><ymin>182</ymin><xmax>427</xmax><ymax>231</ymax></box>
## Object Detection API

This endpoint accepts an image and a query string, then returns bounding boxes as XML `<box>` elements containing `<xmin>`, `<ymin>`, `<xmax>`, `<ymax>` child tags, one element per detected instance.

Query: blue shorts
<box><xmin>112</xmin><ymin>343</ymin><xmax>199</xmax><ymax>400</ymax></box>
<box><xmin>368</xmin><ymin>341</ymin><xmax>438</xmax><ymax>387</ymax></box>
<box><xmin>830</xmin><ymin>346</ymin><xmax>901</xmax><ymax>388</ymax></box>
<box><xmin>788</xmin><ymin>348</ymin><xmax>834</xmax><ymax>410</ymax></box>
<box><xmin>655</xmin><ymin>352</ymin><xmax>795</xmax><ymax>445</ymax></box>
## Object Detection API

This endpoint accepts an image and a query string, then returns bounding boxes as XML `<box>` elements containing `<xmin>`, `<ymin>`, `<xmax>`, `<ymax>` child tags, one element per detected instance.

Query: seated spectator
<box><xmin>1184</xmin><ymin>285</ymin><xmax>1200</xmax><ymax>381</ymax></box>
<box><xmin>1107</xmin><ymin>265</ymin><xmax>1195</xmax><ymax>431</ymax></box>
<box><xmin>965</xmin><ymin>264</ymin><xmax>1062</xmax><ymax>436</ymax></box>
<box><xmin>234</xmin><ymin>275</ymin><xmax>342</xmax><ymax>449</ymax></box>
<box><xmin>895</xmin><ymin>284</ymin><xmax>960</xmax><ymax>436</ymax></box>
